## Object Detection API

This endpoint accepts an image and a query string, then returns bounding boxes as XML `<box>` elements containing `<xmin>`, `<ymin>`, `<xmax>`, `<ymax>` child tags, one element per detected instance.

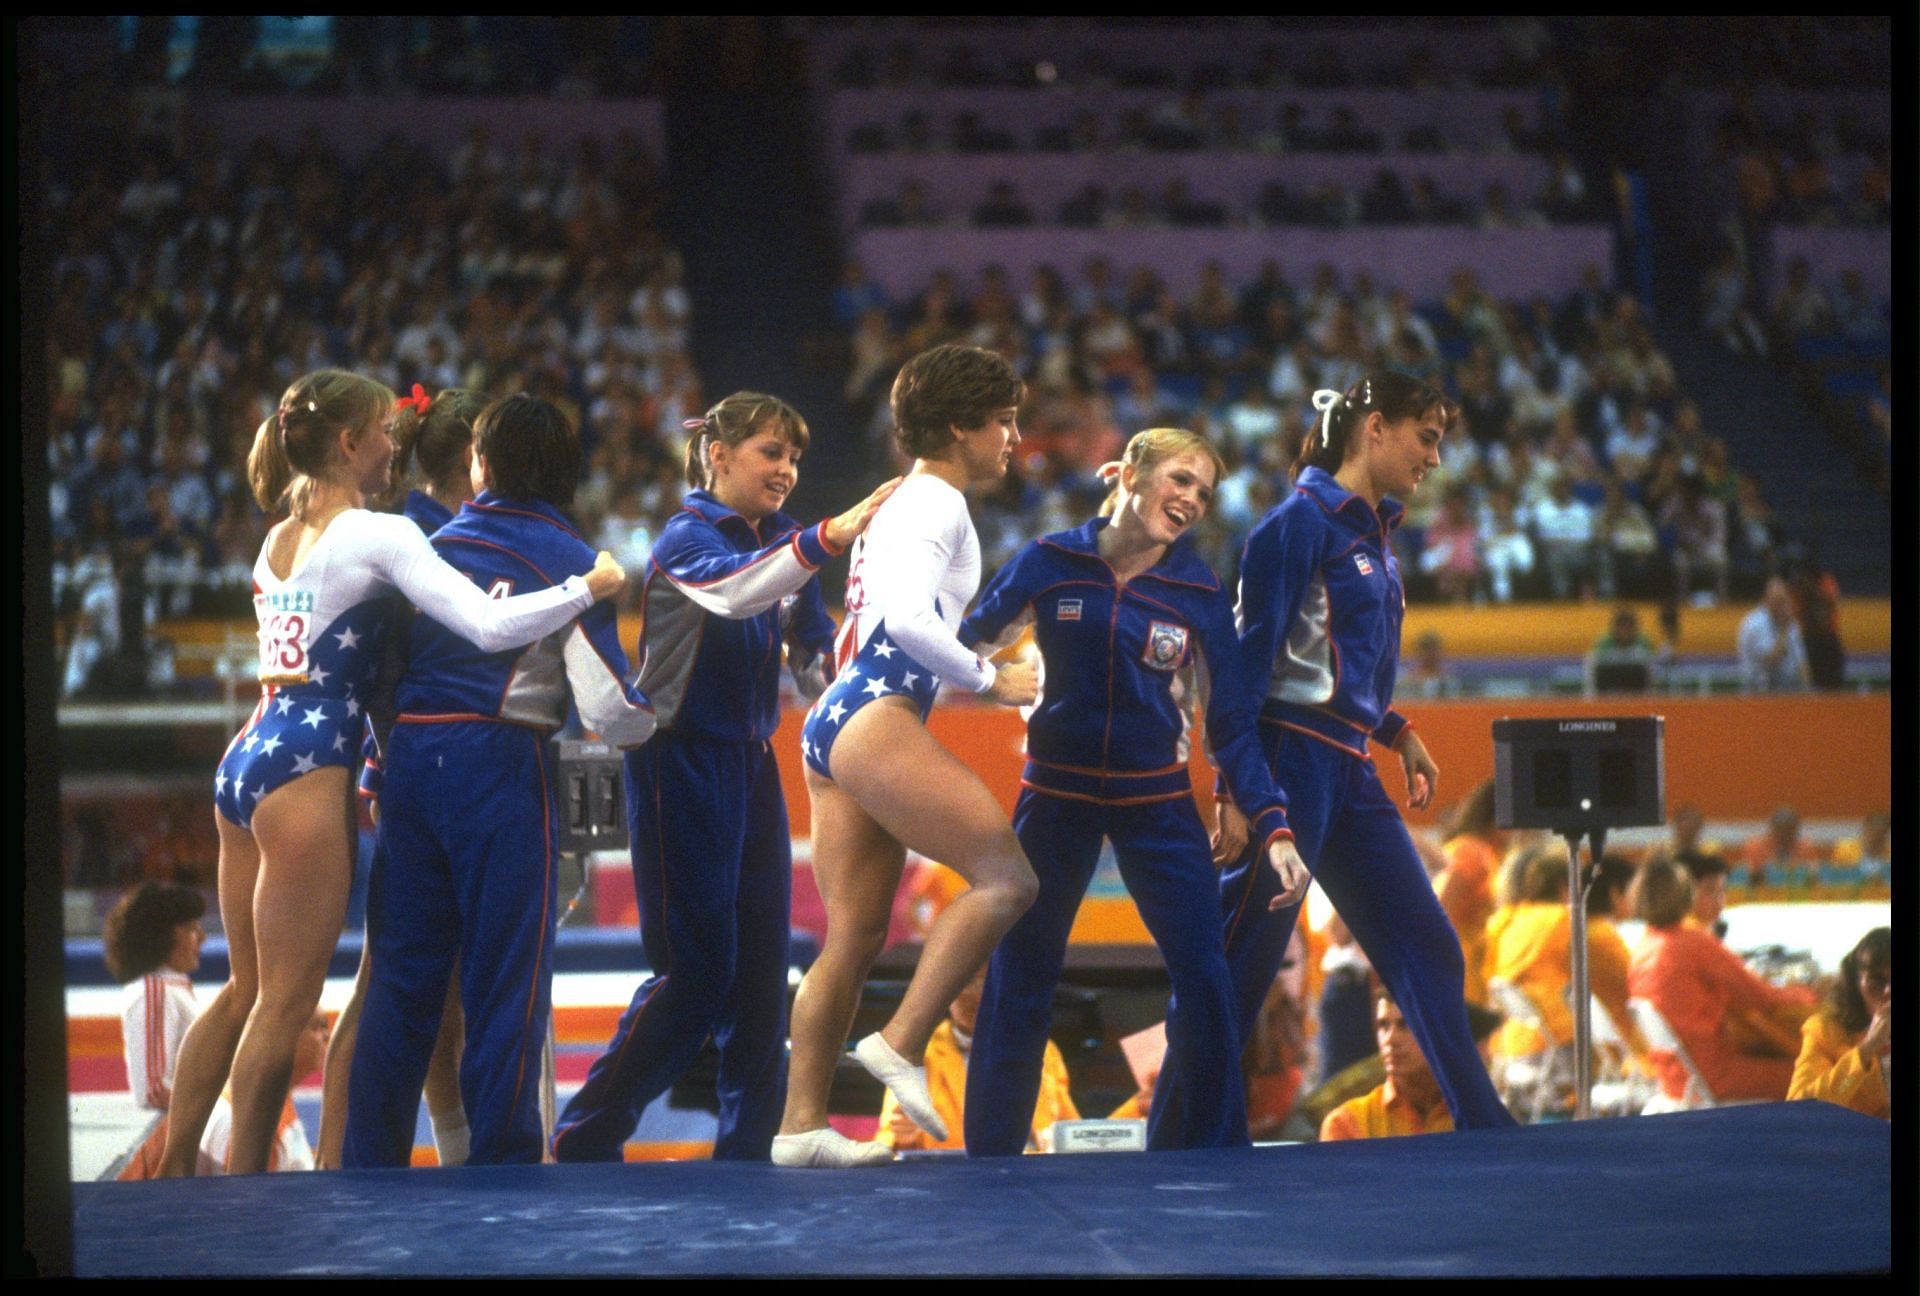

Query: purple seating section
<box><xmin>850</xmin><ymin>225</ymin><xmax>1613</xmax><ymax>302</ymax></box>
<box><xmin>1769</xmin><ymin>227</ymin><xmax>1892</xmax><ymax>299</ymax></box>
<box><xmin>192</xmin><ymin>95</ymin><xmax>667</xmax><ymax>165</ymax></box>
<box><xmin>837</xmin><ymin>150</ymin><xmax>1550</xmax><ymax>231</ymax></box>
<box><xmin>826</xmin><ymin>87</ymin><xmax>1542</xmax><ymax>153</ymax></box>
<box><xmin>807</xmin><ymin>21</ymin><xmax>1516</xmax><ymax>84</ymax></box>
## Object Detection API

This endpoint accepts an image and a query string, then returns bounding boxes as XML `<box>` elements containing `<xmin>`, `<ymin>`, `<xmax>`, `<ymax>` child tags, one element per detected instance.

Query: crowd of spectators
<box><xmin>824</xmin><ymin>21</ymin><xmax>1565</xmax><ymax>94</ymax></box>
<box><xmin>857</xmin><ymin>165</ymin><xmax>1593</xmax><ymax>233</ymax></box>
<box><xmin>836</xmin><ymin>255</ymin><xmax>1791</xmax><ymax>607</ymax></box>
<box><xmin>48</xmin><ymin>124</ymin><xmax>700</xmax><ymax>698</ymax></box>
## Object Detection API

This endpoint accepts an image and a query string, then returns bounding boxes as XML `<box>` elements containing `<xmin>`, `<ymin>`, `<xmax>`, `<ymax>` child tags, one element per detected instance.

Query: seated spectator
<box><xmin>1825</xmin><ymin>811</ymin><xmax>1890</xmax><ymax>896</ymax></box>
<box><xmin>1586</xmin><ymin>606</ymin><xmax>1658</xmax><ymax>693</ymax></box>
<box><xmin>1627</xmin><ymin>860</ymin><xmax>1816</xmax><ymax>1104</ymax></box>
<box><xmin>106</xmin><ymin>881</ymin><xmax>207</xmax><ymax>1113</ymax></box>
<box><xmin>1403</xmin><ymin>629</ymin><xmax>1457</xmax><ymax>699</ymax></box>
<box><xmin>1700</xmin><ymin>244</ymin><xmax>1769</xmax><ymax>359</ymax></box>
<box><xmin>1679</xmin><ymin>851</ymin><xmax>1732</xmax><ymax>940</ymax></box>
<box><xmin>1787</xmin><ymin>562</ymin><xmax>1845</xmax><ymax>690</ymax></box>
<box><xmin>1243</xmin><ymin>959</ymin><xmax>1311</xmax><ymax>1140</ymax></box>
<box><xmin>199</xmin><ymin>1010</ymin><xmax>330</xmax><ymax>1174</ymax></box>
<box><xmin>1736</xmin><ymin>577</ymin><xmax>1810</xmax><ymax>693</ymax></box>
<box><xmin>1532</xmin><ymin>473</ymin><xmax>1600</xmax><ymax>599</ymax></box>
<box><xmin>1484</xmin><ymin>844</ymin><xmax>1644</xmax><ymax>1070</ymax></box>
<box><xmin>1603</xmin><ymin>403</ymin><xmax>1663</xmax><ymax>486</ymax></box>
<box><xmin>1319</xmin><ymin>984</ymin><xmax>1453</xmax><ymax>1142</ymax></box>
<box><xmin>1417</xmin><ymin>485</ymin><xmax>1481</xmax><ymax>603</ymax></box>
<box><xmin>1596</xmin><ymin>479</ymin><xmax>1661</xmax><ymax>598</ymax></box>
<box><xmin>877</xmin><ymin>968</ymin><xmax>1077</xmax><ymax>1153</ymax></box>
<box><xmin>106</xmin><ymin>880</ymin><xmax>206</xmax><ymax>1179</ymax></box>
<box><xmin>1317</xmin><ymin>913</ymin><xmax>1376</xmax><ymax>1085</ymax></box>
<box><xmin>1769</xmin><ymin>255</ymin><xmax>1834</xmax><ymax>342</ymax></box>
<box><xmin>1477</xmin><ymin>486</ymin><xmax>1536</xmax><ymax>604</ymax></box>
<box><xmin>1660</xmin><ymin>475</ymin><xmax>1730</xmax><ymax>605</ymax></box>
<box><xmin>1787</xmin><ymin>927</ymin><xmax>1890</xmax><ymax>1119</ymax></box>
<box><xmin>1741</xmin><ymin>805</ymin><xmax>1826</xmax><ymax>892</ymax></box>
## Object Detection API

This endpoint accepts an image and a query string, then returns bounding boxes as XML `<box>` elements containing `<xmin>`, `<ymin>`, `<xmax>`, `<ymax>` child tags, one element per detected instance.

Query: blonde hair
<box><xmin>1098</xmin><ymin>426</ymin><xmax>1226</xmax><ymax>518</ymax></box>
<box><xmin>247</xmin><ymin>370</ymin><xmax>395</xmax><ymax>519</ymax></box>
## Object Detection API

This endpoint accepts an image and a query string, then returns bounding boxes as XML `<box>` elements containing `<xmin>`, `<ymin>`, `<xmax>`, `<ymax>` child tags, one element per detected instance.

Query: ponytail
<box><xmin>247</xmin><ymin>413</ymin><xmax>294</xmax><ymax>512</ymax></box>
<box><xmin>1291</xmin><ymin>371</ymin><xmax>1456</xmax><ymax>480</ymax></box>
<box><xmin>390</xmin><ymin>384</ymin><xmax>486</xmax><ymax>493</ymax></box>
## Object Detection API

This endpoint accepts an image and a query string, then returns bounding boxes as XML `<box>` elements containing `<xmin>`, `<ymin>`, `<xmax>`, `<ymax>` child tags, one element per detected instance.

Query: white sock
<box><xmin>431</xmin><ymin>1113</ymin><xmax>470</xmax><ymax>1167</ymax></box>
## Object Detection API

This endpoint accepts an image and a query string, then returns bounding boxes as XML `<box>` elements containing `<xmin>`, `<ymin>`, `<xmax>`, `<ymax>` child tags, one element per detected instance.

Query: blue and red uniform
<box><xmin>1164</xmin><ymin>465</ymin><xmax>1515</xmax><ymax>1132</ymax></box>
<box><xmin>343</xmin><ymin>491</ymin><xmax>654</xmax><ymax>1167</ymax></box>
<box><xmin>552</xmin><ymin>489</ymin><xmax>839</xmax><ymax>1163</ymax></box>
<box><xmin>354</xmin><ymin>488</ymin><xmax>455</xmax><ymax>806</ymax></box>
<box><xmin>956</xmin><ymin>517</ymin><xmax>1292</xmax><ymax>1155</ymax></box>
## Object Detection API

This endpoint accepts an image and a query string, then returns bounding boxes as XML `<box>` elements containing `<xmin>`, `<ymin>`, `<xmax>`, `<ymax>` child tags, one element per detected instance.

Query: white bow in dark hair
<box><xmin>1311</xmin><ymin>389</ymin><xmax>1343</xmax><ymax>448</ymax></box>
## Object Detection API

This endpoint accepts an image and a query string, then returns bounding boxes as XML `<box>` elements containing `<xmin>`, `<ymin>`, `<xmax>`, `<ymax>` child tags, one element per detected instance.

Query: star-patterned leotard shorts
<box><xmin>214</xmin><ymin>689</ymin><xmax>363</xmax><ymax>829</ymax></box>
<box><xmin>800</xmin><ymin>627</ymin><xmax>942</xmax><ymax>781</ymax></box>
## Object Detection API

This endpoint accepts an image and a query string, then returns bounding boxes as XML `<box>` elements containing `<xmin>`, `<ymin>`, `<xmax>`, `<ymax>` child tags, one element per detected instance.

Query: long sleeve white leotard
<box><xmin>836</xmin><ymin>473</ymin><xmax>995</xmax><ymax>693</ymax></box>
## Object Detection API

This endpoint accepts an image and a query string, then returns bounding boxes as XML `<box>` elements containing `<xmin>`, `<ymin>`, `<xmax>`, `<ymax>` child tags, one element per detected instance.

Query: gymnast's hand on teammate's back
<box><xmin>985</xmin><ymin>657</ymin><xmax>1039</xmax><ymax>706</ymax></box>
<box><xmin>825</xmin><ymin>476</ymin><xmax>905</xmax><ymax>550</ymax></box>
<box><xmin>1266</xmin><ymin>838</ymin><xmax>1311</xmax><ymax>911</ymax></box>
<box><xmin>586</xmin><ymin>551</ymin><xmax>627</xmax><ymax>602</ymax></box>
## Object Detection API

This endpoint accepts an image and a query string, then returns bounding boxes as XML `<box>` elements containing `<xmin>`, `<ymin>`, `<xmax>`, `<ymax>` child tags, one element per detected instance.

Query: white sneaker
<box><xmin>853</xmin><ymin>1033</ymin><xmax>948</xmax><ymax>1143</ymax></box>
<box><xmin>770</xmin><ymin>1127</ymin><xmax>895</xmax><ymax>1169</ymax></box>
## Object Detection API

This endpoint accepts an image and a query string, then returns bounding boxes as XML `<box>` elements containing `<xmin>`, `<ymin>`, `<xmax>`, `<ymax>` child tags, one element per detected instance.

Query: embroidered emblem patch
<box><xmin>1057</xmin><ymin>598</ymin><xmax>1082</xmax><ymax>621</ymax></box>
<box><xmin>1354</xmin><ymin>554</ymin><xmax>1374</xmax><ymax>576</ymax></box>
<box><xmin>1142</xmin><ymin>620</ymin><xmax>1189</xmax><ymax>671</ymax></box>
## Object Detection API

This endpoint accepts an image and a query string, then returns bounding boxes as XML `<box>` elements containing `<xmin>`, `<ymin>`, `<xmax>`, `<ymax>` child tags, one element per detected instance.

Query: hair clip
<box><xmin>1311</xmin><ymin>388</ymin><xmax>1343</xmax><ymax>448</ymax></box>
<box><xmin>394</xmin><ymin>382</ymin><xmax>433</xmax><ymax>416</ymax></box>
<box><xmin>682</xmin><ymin>417</ymin><xmax>710</xmax><ymax>432</ymax></box>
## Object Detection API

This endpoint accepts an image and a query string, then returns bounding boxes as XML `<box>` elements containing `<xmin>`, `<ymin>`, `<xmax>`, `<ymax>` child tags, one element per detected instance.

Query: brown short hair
<box><xmin>890</xmin><ymin>344</ymin><xmax>1025</xmax><ymax>459</ymax></box>
<box><xmin>1632</xmin><ymin>859</ymin><xmax>1694</xmax><ymax>929</ymax></box>
<box><xmin>1292</xmin><ymin>370</ymin><xmax>1457</xmax><ymax>480</ymax></box>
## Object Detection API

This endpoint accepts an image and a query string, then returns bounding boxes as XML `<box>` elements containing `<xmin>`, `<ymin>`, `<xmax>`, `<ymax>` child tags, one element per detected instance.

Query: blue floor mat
<box><xmin>70</xmin><ymin>1102</ymin><xmax>1888</xmax><ymax>1275</ymax></box>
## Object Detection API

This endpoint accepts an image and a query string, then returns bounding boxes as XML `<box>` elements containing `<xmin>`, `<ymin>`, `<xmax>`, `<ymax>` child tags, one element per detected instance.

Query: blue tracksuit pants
<box><xmin>1161</xmin><ymin>724</ymin><xmax>1515</xmax><ymax>1131</ymax></box>
<box><xmin>552</xmin><ymin>732</ymin><xmax>791</xmax><ymax>1162</ymax></box>
<box><xmin>344</xmin><ymin>721</ymin><xmax>559</xmax><ymax>1167</ymax></box>
<box><xmin>966</xmin><ymin>789</ymin><xmax>1248</xmax><ymax>1156</ymax></box>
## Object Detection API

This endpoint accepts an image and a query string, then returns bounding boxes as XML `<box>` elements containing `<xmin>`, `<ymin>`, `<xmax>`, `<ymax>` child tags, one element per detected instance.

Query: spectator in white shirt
<box><xmin>1737</xmin><ymin>577</ymin><xmax>1810</xmax><ymax>693</ymax></box>
<box><xmin>1531</xmin><ymin>473</ymin><xmax>1599</xmax><ymax>599</ymax></box>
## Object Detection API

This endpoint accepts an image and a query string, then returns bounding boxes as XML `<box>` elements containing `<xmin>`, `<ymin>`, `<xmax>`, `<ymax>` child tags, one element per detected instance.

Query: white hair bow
<box><xmin>1311</xmin><ymin>389</ymin><xmax>1343</xmax><ymax>447</ymax></box>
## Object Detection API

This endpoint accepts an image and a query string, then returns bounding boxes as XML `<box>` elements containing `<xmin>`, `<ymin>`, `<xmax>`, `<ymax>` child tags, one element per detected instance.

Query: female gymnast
<box><xmin>957</xmin><ymin>426</ymin><xmax>1310</xmax><ymax>1155</ymax></box>
<box><xmin>552</xmin><ymin>392</ymin><xmax>897</xmax><ymax>1164</ymax></box>
<box><xmin>316</xmin><ymin>383</ymin><xmax>485</xmax><ymax>1169</ymax></box>
<box><xmin>776</xmin><ymin>344</ymin><xmax>1042</xmax><ymax>1168</ymax></box>
<box><xmin>1159</xmin><ymin>373</ymin><xmax>1517</xmax><ymax>1133</ymax></box>
<box><xmin>158</xmin><ymin>370</ymin><xmax>627</xmax><ymax>1175</ymax></box>
<box><xmin>344</xmin><ymin>394</ymin><xmax>658</xmax><ymax>1167</ymax></box>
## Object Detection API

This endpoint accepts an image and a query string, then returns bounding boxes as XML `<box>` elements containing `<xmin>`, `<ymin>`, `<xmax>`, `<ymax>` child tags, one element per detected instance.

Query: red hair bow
<box><xmin>395</xmin><ymin>383</ymin><xmax>433</xmax><ymax>416</ymax></box>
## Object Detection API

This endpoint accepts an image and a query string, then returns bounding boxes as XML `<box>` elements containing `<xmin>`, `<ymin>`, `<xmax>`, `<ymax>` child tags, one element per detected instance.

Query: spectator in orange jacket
<box><xmin>1319</xmin><ymin>983</ymin><xmax>1459</xmax><ymax>1141</ymax></box>
<box><xmin>1627</xmin><ymin>860</ymin><xmax>1816</xmax><ymax>1103</ymax></box>
<box><xmin>1788</xmin><ymin>927</ymin><xmax>1890</xmax><ymax>1120</ymax></box>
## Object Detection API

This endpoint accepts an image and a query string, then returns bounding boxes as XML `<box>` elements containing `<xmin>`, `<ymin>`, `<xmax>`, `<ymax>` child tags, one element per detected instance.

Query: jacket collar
<box><xmin>681</xmin><ymin>488</ymin><xmax>797</xmax><ymax>540</ymax></box>
<box><xmin>404</xmin><ymin>489</ymin><xmax>454</xmax><ymax>531</ymax></box>
<box><xmin>465</xmin><ymin>490</ymin><xmax>584</xmax><ymax>541</ymax></box>
<box><xmin>1041</xmin><ymin>517</ymin><xmax>1221</xmax><ymax>592</ymax></box>
<box><xmin>1297</xmin><ymin>466</ymin><xmax>1404</xmax><ymax>536</ymax></box>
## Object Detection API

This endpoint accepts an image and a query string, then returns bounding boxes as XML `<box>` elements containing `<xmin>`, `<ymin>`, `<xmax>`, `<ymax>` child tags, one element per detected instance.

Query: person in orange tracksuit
<box><xmin>1320</xmin><ymin>984</ymin><xmax>1453</xmax><ymax>1141</ymax></box>
<box><xmin>1433</xmin><ymin>780</ymin><xmax>1504</xmax><ymax>1010</ymax></box>
<box><xmin>1627</xmin><ymin>860</ymin><xmax>1816</xmax><ymax>1103</ymax></box>
<box><xmin>1788</xmin><ymin>927</ymin><xmax>1890</xmax><ymax>1120</ymax></box>
<box><xmin>877</xmin><ymin>969</ymin><xmax>1078</xmax><ymax>1153</ymax></box>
